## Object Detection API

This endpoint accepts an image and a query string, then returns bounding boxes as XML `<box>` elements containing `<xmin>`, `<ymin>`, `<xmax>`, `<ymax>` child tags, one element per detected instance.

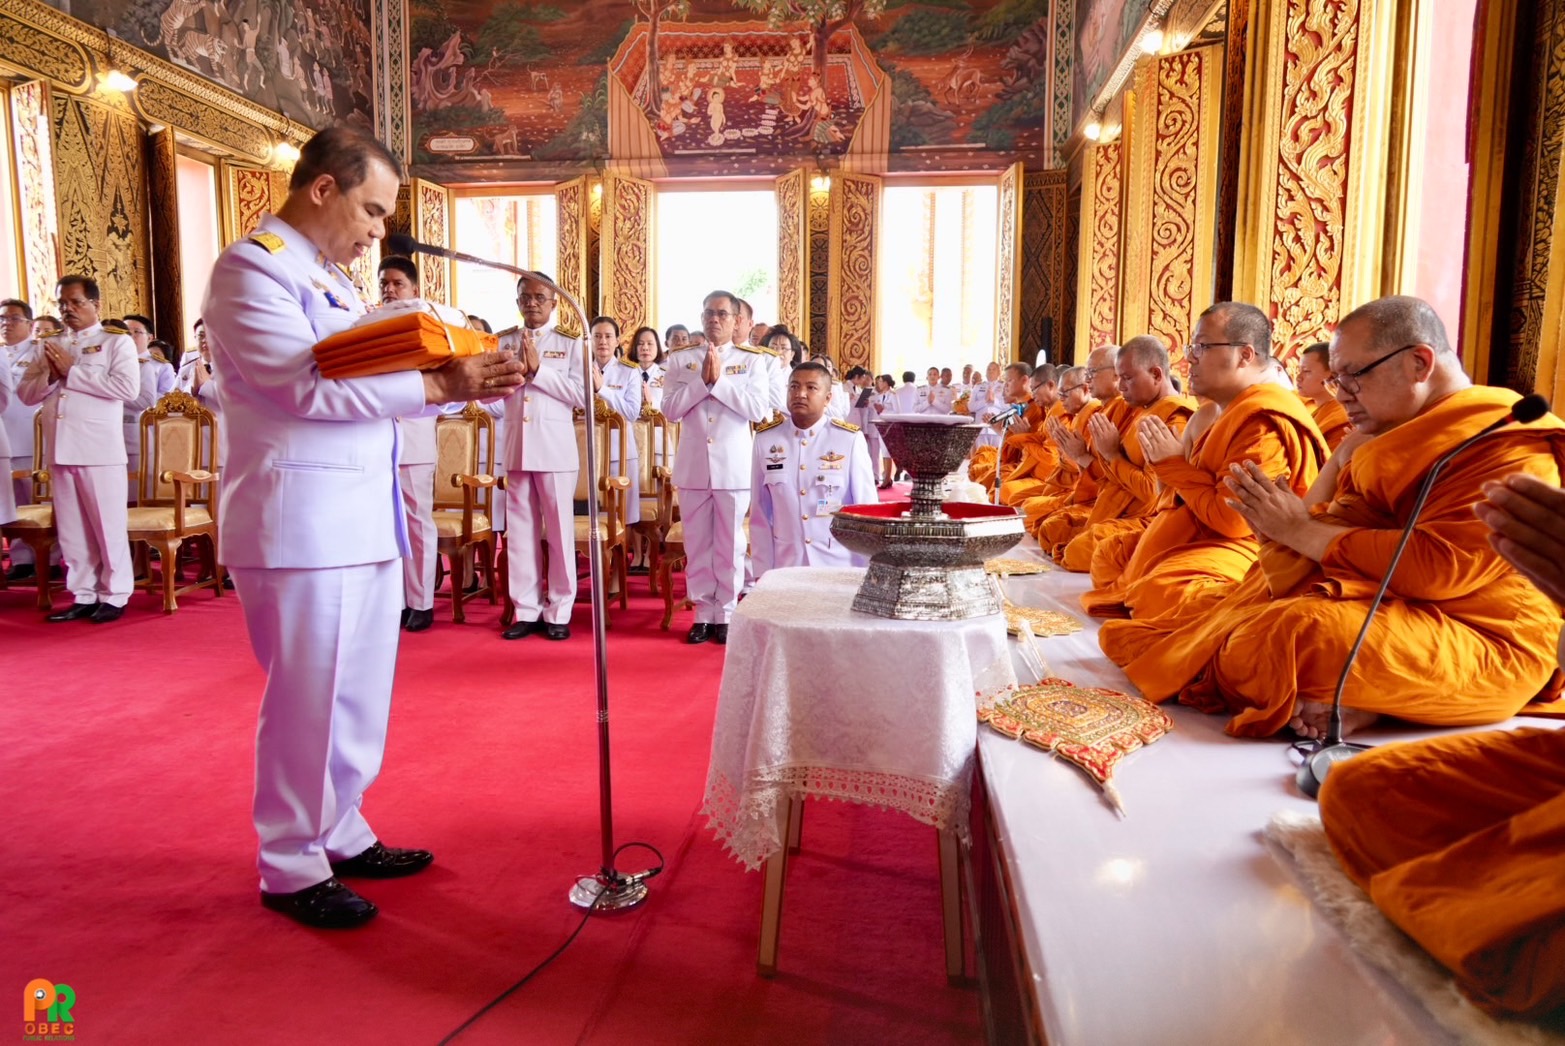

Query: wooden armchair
<box><xmin>0</xmin><ymin>414</ymin><xmax>57</xmax><ymax>609</ymax></box>
<box><xmin>432</xmin><ymin>403</ymin><xmax>499</xmax><ymax>623</ymax></box>
<box><xmin>126</xmin><ymin>390</ymin><xmax>222</xmax><ymax>612</ymax></box>
<box><xmin>631</xmin><ymin>408</ymin><xmax>678</xmax><ymax>587</ymax></box>
<box><xmin>574</xmin><ymin>401</ymin><xmax>630</xmax><ymax>616</ymax></box>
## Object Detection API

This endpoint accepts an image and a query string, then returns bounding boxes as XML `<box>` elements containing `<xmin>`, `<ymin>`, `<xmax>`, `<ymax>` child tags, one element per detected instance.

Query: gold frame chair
<box><xmin>432</xmin><ymin>403</ymin><xmax>500</xmax><ymax>623</ymax></box>
<box><xmin>126</xmin><ymin>390</ymin><xmax>222</xmax><ymax>613</ymax></box>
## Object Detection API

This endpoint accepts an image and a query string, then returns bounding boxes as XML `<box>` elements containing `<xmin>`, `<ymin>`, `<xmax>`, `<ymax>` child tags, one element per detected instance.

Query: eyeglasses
<box><xmin>1183</xmin><ymin>341</ymin><xmax>1245</xmax><ymax>361</ymax></box>
<box><xmin>1060</xmin><ymin>383</ymin><xmax>1088</xmax><ymax>395</ymax></box>
<box><xmin>1086</xmin><ymin>365</ymin><xmax>1115</xmax><ymax>376</ymax></box>
<box><xmin>1324</xmin><ymin>344</ymin><xmax>1419</xmax><ymax>396</ymax></box>
<box><xmin>517</xmin><ymin>293</ymin><xmax>554</xmax><ymax>304</ymax></box>
<box><xmin>701</xmin><ymin>309</ymin><xmax>732</xmax><ymax>320</ymax></box>
<box><xmin>0</xmin><ymin>314</ymin><xmax>28</xmax><ymax>323</ymax></box>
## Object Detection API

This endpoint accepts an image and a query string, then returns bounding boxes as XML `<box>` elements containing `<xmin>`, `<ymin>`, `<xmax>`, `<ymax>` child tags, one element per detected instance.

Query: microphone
<box><xmin>990</xmin><ymin>402</ymin><xmax>1027</xmax><ymax>427</ymax></box>
<box><xmin>1297</xmin><ymin>392</ymin><xmax>1552</xmax><ymax>798</ymax></box>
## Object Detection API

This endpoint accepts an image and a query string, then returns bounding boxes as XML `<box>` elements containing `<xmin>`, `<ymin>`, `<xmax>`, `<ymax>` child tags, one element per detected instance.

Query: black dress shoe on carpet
<box><xmin>330</xmin><ymin>841</ymin><xmax>435</xmax><ymax>879</ymax></box>
<box><xmin>713</xmin><ymin>623</ymin><xmax>729</xmax><ymax>645</ymax></box>
<box><xmin>404</xmin><ymin>608</ymin><xmax>434</xmax><ymax>633</ymax></box>
<box><xmin>261</xmin><ymin>877</ymin><xmax>378</xmax><ymax>929</ymax></box>
<box><xmin>400</xmin><ymin>607</ymin><xmax>412</xmax><ymax>629</ymax></box>
<box><xmin>47</xmin><ymin>602</ymin><xmax>99</xmax><ymax>622</ymax></box>
<box><xmin>90</xmin><ymin>603</ymin><xmax>125</xmax><ymax>624</ymax></box>
<box><xmin>5</xmin><ymin>564</ymin><xmax>35</xmax><ymax>582</ymax></box>
<box><xmin>687</xmin><ymin>623</ymin><xmax>713</xmax><ymax>644</ymax></box>
<box><xmin>502</xmin><ymin>618</ymin><xmax>545</xmax><ymax>640</ymax></box>
<box><xmin>544</xmin><ymin>623</ymin><xmax>570</xmax><ymax>640</ymax></box>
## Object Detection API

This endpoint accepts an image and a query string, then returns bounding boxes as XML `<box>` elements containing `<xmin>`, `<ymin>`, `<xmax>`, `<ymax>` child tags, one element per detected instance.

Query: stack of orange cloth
<box><xmin>313</xmin><ymin>308</ymin><xmax>497</xmax><ymax>379</ymax></box>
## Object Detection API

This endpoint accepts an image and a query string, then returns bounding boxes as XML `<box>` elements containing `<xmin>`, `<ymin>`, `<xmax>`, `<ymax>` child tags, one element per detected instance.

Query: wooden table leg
<box><xmin>938</xmin><ymin>827</ymin><xmax>966</xmax><ymax>984</ymax></box>
<box><xmin>757</xmin><ymin>796</ymin><xmax>796</xmax><ymax>977</ymax></box>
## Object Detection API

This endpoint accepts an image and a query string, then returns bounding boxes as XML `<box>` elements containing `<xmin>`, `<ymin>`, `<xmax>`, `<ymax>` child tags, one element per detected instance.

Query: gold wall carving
<box><xmin>1021</xmin><ymin>169</ymin><xmax>1073</xmax><ymax>364</ymax></box>
<box><xmin>133</xmin><ymin>80</ymin><xmax>271</xmax><ymax>164</ymax></box>
<box><xmin>52</xmin><ymin>92</ymin><xmax>149</xmax><ymax>316</ymax></box>
<box><xmin>1215</xmin><ymin>0</ymin><xmax>1250</xmax><ymax>301</ymax></box>
<box><xmin>995</xmin><ymin>162</ymin><xmax>1023</xmax><ymax>361</ymax></box>
<box><xmin>1120</xmin><ymin>47</ymin><xmax>1221</xmax><ymax>368</ymax></box>
<box><xmin>600</xmin><ymin>172</ymin><xmax>654</xmax><ymax>341</ymax></box>
<box><xmin>555</xmin><ymin>176</ymin><xmax>590</xmax><ymax>338</ymax></box>
<box><xmin>827</xmin><ymin>172</ymin><xmax>879</xmax><ymax>373</ymax></box>
<box><xmin>587</xmin><ymin>178</ymin><xmax>602</xmax><ymax>323</ymax></box>
<box><xmin>0</xmin><ymin>11</ymin><xmax>87</xmax><ymax>90</ymax></box>
<box><xmin>415</xmin><ymin>179</ymin><xmax>451</xmax><ymax>306</ymax></box>
<box><xmin>1461</xmin><ymin>0</ymin><xmax>1518</xmax><ymax>383</ymax></box>
<box><xmin>808</xmin><ymin>179</ymin><xmax>831</xmax><ymax>350</ymax></box>
<box><xmin>220</xmin><ymin>162</ymin><xmax>278</xmax><ymax>244</ymax></box>
<box><xmin>11</xmin><ymin>79</ymin><xmax>58</xmax><ymax>311</ymax></box>
<box><xmin>774</xmin><ymin>168</ymin><xmax>808</xmax><ymax>339</ymax></box>
<box><xmin>1075</xmin><ymin>141</ymin><xmax>1125</xmax><ymax>352</ymax></box>
<box><xmin>147</xmin><ymin>128</ymin><xmax>184</xmax><ymax>341</ymax></box>
<box><xmin>1233</xmin><ymin>0</ymin><xmax>1393</xmax><ymax>367</ymax></box>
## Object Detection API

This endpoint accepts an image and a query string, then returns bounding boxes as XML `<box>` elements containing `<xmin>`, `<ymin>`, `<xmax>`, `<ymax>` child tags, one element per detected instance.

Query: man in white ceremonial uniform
<box><xmin>177</xmin><ymin>319</ymin><xmax>209</xmax><ymax>393</ymax></box>
<box><xmin>3</xmin><ymin>298</ymin><xmax>41</xmax><ymax>577</ymax></box>
<box><xmin>971</xmin><ymin>360</ymin><xmax>1008</xmax><ymax>451</ymax></box>
<box><xmin>662</xmin><ymin>289</ymin><xmax>775</xmax><ymax>644</ymax></box>
<box><xmin>496</xmin><ymin>273</ymin><xmax>587</xmax><ymax>641</ymax></box>
<box><xmin>203</xmin><ymin>126</ymin><xmax>522</xmax><ymax>928</ymax></box>
<box><xmin>376</xmin><ymin>254</ymin><xmax>468</xmax><ymax>634</ymax></box>
<box><xmin>927</xmin><ymin>367</ymin><xmax>959</xmax><ymax>414</ymax></box>
<box><xmin>750</xmin><ymin>360</ymin><xmax>876</xmax><ymax>579</ymax></box>
<box><xmin>591</xmin><ymin>316</ymin><xmax>643</xmax><ymax>527</ymax></box>
<box><xmin>893</xmin><ymin>370</ymin><xmax>922</xmax><ymax>414</ymax></box>
<box><xmin>122</xmin><ymin>313</ymin><xmax>177</xmax><ymax>497</ymax></box>
<box><xmin>734</xmin><ymin>297</ymin><xmax>786</xmax><ymax>419</ymax></box>
<box><xmin>18</xmin><ymin>277</ymin><xmax>139</xmax><ymax>623</ymax></box>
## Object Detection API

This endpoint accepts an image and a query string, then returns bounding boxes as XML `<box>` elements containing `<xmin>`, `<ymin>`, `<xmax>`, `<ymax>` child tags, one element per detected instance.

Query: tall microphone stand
<box><xmin>387</xmin><ymin>235</ymin><xmax>652</xmax><ymax>911</ymax></box>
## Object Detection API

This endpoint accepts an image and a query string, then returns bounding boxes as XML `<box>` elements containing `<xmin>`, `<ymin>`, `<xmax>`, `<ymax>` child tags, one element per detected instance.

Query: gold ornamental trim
<box><xmin>1075</xmin><ymin>141</ymin><xmax>1125</xmax><ymax>355</ymax></box>
<box><xmin>0</xmin><ymin>11</ymin><xmax>87</xmax><ymax>90</ymax></box>
<box><xmin>775</xmin><ymin>168</ymin><xmax>808</xmax><ymax>338</ymax></box>
<box><xmin>600</xmin><ymin>172</ymin><xmax>654</xmax><ymax>341</ymax></box>
<box><xmin>134</xmin><ymin>79</ymin><xmax>271</xmax><ymax>164</ymax></box>
<box><xmin>995</xmin><ymin>161</ymin><xmax>1023</xmax><ymax>362</ymax></box>
<box><xmin>827</xmin><ymin>171</ymin><xmax>880</xmax><ymax>374</ymax></box>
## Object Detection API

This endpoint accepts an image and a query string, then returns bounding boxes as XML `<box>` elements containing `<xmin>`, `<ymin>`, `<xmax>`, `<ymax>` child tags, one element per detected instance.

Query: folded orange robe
<box><xmin>313</xmin><ymin>310</ymin><xmax>497</xmax><ymax>378</ymax></box>
<box><xmin>1058</xmin><ymin>394</ymin><xmax>1197</xmax><ymax>571</ymax></box>
<box><xmin>1121</xmin><ymin>385</ymin><xmax>1565</xmax><ymax>737</ymax></box>
<box><xmin>1320</xmin><ymin>726</ymin><xmax>1565</xmax><ymax>1019</ymax></box>
<box><xmin>1087</xmin><ymin>382</ymin><xmax>1328</xmax><ymax>659</ymax></box>
<box><xmin>1311</xmin><ymin>397</ymin><xmax>1353</xmax><ymax>452</ymax></box>
<box><xmin>1036</xmin><ymin>396</ymin><xmax>1141</xmax><ymax>557</ymax></box>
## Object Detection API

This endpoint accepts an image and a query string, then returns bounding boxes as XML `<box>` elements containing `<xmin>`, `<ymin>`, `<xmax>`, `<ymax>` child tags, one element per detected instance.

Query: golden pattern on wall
<box><xmin>52</xmin><ymin>93</ymin><xmax>149</xmax><ymax>316</ymax></box>
<box><xmin>147</xmin><ymin>128</ymin><xmax>184</xmax><ymax>343</ymax></box>
<box><xmin>554</xmin><ymin>176</ymin><xmax>588</xmax><ymax>338</ymax></box>
<box><xmin>600</xmin><ymin>173</ymin><xmax>654</xmax><ymax>341</ymax></box>
<box><xmin>587</xmin><ymin>178</ymin><xmax>603</xmax><ymax>323</ymax></box>
<box><xmin>0</xmin><ymin>11</ymin><xmax>88</xmax><ymax>90</ymax></box>
<box><xmin>415</xmin><ymin>180</ymin><xmax>451</xmax><ymax>306</ymax></box>
<box><xmin>808</xmin><ymin>178</ymin><xmax>831</xmax><ymax>350</ymax></box>
<box><xmin>1216</xmin><ymin>0</ymin><xmax>1250</xmax><ymax>301</ymax></box>
<box><xmin>1075</xmin><ymin>141</ymin><xmax>1124</xmax><ymax>352</ymax></box>
<box><xmin>774</xmin><ymin>168</ymin><xmax>807</xmax><ymax>338</ymax></box>
<box><xmin>133</xmin><ymin>80</ymin><xmax>272</xmax><ymax>165</ymax></box>
<box><xmin>1022</xmin><ymin>170</ymin><xmax>1071</xmax><ymax>364</ymax></box>
<box><xmin>995</xmin><ymin>162</ymin><xmax>1023</xmax><ymax>361</ymax></box>
<box><xmin>222</xmin><ymin>164</ymin><xmax>276</xmax><ymax>243</ymax></box>
<box><xmin>827</xmin><ymin>172</ymin><xmax>880</xmax><ymax>374</ymax></box>
<box><xmin>11</xmin><ymin>79</ymin><xmax>58</xmax><ymax>311</ymax></box>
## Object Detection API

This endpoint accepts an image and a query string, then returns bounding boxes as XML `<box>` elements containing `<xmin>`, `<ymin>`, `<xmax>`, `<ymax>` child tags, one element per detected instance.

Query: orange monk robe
<box><xmin>1120</xmin><ymin>386</ymin><xmax>1565</xmax><ymax>736</ymax></box>
<box><xmin>1019</xmin><ymin>398</ymin><xmax>1112</xmax><ymax>533</ymax></box>
<box><xmin>1086</xmin><ymin>382</ymin><xmax>1328</xmax><ymax>658</ymax></box>
<box><xmin>1058</xmin><ymin>395</ymin><xmax>1197</xmax><ymax>571</ymax></box>
<box><xmin>1320</xmin><ymin>726</ymin><xmax>1565</xmax><ymax>1020</ymax></box>
<box><xmin>996</xmin><ymin>402</ymin><xmax>1065</xmax><ymax>504</ymax></box>
<box><xmin>1310</xmin><ymin>397</ymin><xmax>1353</xmax><ymax>452</ymax></box>
<box><xmin>972</xmin><ymin>402</ymin><xmax>1044</xmax><ymax>490</ymax></box>
<box><xmin>1035</xmin><ymin>396</ymin><xmax>1143</xmax><ymax>557</ymax></box>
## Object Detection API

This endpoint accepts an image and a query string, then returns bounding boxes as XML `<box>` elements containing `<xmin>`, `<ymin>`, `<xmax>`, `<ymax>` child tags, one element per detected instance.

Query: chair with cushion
<box><xmin>0</xmin><ymin>414</ymin><xmax>57</xmax><ymax>610</ymax></box>
<box><xmin>432</xmin><ymin>403</ymin><xmax>499</xmax><ymax>623</ymax></box>
<box><xmin>631</xmin><ymin>408</ymin><xmax>678</xmax><ymax>589</ymax></box>
<box><xmin>126</xmin><ymin>390</ymin><xmax>222</xmax><ymax>613</ymax></box>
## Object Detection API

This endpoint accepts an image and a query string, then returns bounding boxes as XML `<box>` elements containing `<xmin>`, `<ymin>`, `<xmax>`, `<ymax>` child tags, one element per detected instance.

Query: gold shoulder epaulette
<box><xmin>831</xmin><ymin>418</ymin><xmax>861</xmax><ymax>433</ymax></box>
<box><xmin>496</xmin><ymin>325</ymin><xmax>520</xmax><ymax>338</ymax></box>
<box><xmin>736</xmin><ymin>343</ymin><xmax>771</xmax><ymax>355</ymax></box>
<box><xmin>249</xmin><ymin>231</ymin><xmax>286</xmax><ymax>254</ymax></box>
<box><xmin>101</xmin><ymin>319</ymin><xmax>130</xmax><ymax>335</ymax></box>
<box><xmin>755</xmin><ymin>415</ymin><xmax>785</xmax><ymax>432</ymax></box>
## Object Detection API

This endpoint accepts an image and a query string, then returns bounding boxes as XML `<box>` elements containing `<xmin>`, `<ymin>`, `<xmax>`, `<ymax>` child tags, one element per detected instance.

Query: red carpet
<box><xmin>0</xmin><ymin>562</ymin><xmax>979</xmax><ymax>1044</ymax></box>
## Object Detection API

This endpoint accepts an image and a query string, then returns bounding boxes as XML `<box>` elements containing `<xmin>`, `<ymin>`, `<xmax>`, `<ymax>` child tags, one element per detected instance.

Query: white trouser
<box><xmin>52</xmin><ymin>463</ymin><xmax>132</xmax><ymax>607</ymax></box>
<box><xmin>233</xmin><ymin>560</ymin><xmax>400</xmax><ymax>894</ymax></box>
<box><xmin>505</xmin><ymin>469</ymin><xmax>576</xmax><ymax>624</ymax></box>
<box><xmin>682</xmin><ymin>487</ymin><xmax>750</xmax><ymax>624</ymax></box>
<box><xmin>398</xmin><ymin>464</ymin><xmax>437</xmax><ymax>610</ymax></box>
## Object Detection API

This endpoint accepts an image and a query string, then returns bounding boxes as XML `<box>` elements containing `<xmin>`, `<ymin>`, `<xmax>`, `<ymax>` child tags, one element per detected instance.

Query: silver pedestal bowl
<box><xmin>830</xmin><ymin>418</ymin><xmax>1024</xmax><ymax>620</ymax></box>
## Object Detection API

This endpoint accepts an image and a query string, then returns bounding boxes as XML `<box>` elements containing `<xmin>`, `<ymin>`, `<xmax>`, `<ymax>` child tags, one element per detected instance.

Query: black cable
<box><xmin>435</xmin><ymin>840</ymin><xmax>666</xmax><ymax>1045</ymax></box>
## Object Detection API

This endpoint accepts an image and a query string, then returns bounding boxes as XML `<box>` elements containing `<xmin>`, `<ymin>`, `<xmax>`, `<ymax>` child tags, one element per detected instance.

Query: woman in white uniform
<box><xmin>591</xmin><ymin>317</ymin><xmax>643</xmax><ymax>527</ymax></box>
<box><xmin>631</xmin><ymin>326</ymin><xmax>666</xmax><ymax>412</ymax></box>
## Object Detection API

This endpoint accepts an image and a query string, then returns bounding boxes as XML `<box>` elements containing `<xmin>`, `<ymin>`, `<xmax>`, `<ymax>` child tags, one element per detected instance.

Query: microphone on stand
<box><xmin>386</xmin><ymin>233</ymin><xmax>658</xmax><ymax>910</ymax></box>
<box><xmin>1296</xmin><ymin>392</ymin><xmax>1552</xmax><ymax>798</ymax></box>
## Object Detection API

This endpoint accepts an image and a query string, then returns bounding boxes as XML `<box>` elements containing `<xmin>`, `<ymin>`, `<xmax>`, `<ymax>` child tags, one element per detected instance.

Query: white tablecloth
<box><xmin>703</xmin><ymin>566</ymin><xmax>1016</xmax><ymax>869</ymax></box>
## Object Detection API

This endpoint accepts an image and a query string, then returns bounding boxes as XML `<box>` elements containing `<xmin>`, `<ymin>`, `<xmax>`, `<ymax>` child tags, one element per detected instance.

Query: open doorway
<box><xmin>654</xmin><ymin>187</ymin><xmax>778</xmax><ymax>337</ymax></box>
<box><xmin>450</xmin><ymin>193</ymin><xmax>559</xmax><ymax>330</ymax></box>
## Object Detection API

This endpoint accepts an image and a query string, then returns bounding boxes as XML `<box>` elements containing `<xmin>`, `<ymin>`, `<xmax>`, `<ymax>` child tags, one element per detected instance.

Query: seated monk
<box><xmin>1034</xmin><ymin>345</ymin><xmax>1140</xmax><ymax>556</ymax></box>
<box><xmin>1022</xmin><ymin>348</ymin><xmax>1126</xmax><ymax>540</ymax></box>
<box><xmin>1005</xmin><ymin>365</ymin><xmax>1088</xmax><ymax>506</ymax></box>
<box><xmin>1317</xmin><ymin>474</ymin><xmax>1565</xmax><ymax>1020</ymax></box>
<box><xmin>1298</xmin><ymin>340</ymin><xmax>1353</xmax><ymax>450</ymax></box>
<box><xmin>971</xmin><ymin>362</ymin><xmax>1040</xmax><ymax>490</ymax></box>
<box><xmin>993</xmin><ymin>365</ymin><xmax>1063</xmax><ymax>503</ymax></box>
<box><xmin>1057</xmin><ymin>336</ymin><xmax>1196</xmax><ymax>572</ymax></box>
<box><xmin>1085</xmin><ymin>302</ymin><xmax>1328</xmax><ymax>662</ymax></box>
<box><xmin>1119</xmin><ymin>295</ymin><xmax>1565</xmax><ymax>738</ymax></box>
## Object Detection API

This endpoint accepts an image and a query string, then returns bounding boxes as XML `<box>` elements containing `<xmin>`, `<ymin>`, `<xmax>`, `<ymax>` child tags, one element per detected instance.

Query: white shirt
<box><xmin>18</xmin><ymin>323</ymin><xmax>141</xmax><ymax>467</ymax></box>
<box><xmin>3</xmin><ymin>338</ymin><xmax>39</xmax><ymax>460</ymax></box>
<box><xmin>750</xmin><ymin>415</ymin><xmax>877</xmax><ymax>577</ymax></box>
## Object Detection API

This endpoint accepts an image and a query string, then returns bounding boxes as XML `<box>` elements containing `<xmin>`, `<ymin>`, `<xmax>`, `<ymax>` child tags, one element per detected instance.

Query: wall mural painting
<box><xmin>410</xmin><ymin>0</ymin><xmax>1053</xmax><ymax>177</ymax></box>
<box><xmin>1073</xmin><ymin>0</ymin><xmax>1150</xmax><ymax>127</ymax></box>
<box><xmin>43</xmin><ymin>0</ymin><xmax>376</xmax><ymax>130</ymax></box>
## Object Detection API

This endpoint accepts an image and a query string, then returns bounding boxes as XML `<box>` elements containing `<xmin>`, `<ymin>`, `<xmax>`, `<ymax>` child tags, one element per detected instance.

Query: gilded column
<box><xmin>994</xmin><ymin>162</ymin><xmax>1023</xmax><ymax>362</ymax></box>
<box><xmin>827</xmin><ymin>172</ymin><xmax>880</xmax><ymax>374</ymax></box>
<box><xmin>774</xmin><ymin>168</ymin><xmax>808</xmax><ymax>338</ymax></box>
<box><xmin>10</xmin><ymin>80</ymin><xmax>58</xmax><ymax>311</ymax></box>
<box><xmin>1021</xmin><ymin>169</ymin><xmax>1071</xmax><ymax>364</ymax></box>
<box><xmin>600</xmin><ymin>172</ymin><xmax>654</xmax><ymax>341</ymax></box>
<box><xmin>1074</xmin><ymin>141</ymin><xmax>1126</xmax><ymax>357</ymax></box>
<box><xmin>554</xmin><ymin>176</ymin><xmax>591</xmax><ymax>338</ymax></box>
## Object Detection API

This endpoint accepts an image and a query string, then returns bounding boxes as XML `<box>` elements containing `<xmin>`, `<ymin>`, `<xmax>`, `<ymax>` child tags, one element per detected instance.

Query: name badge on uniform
<box><xmin>816</xmin><ymin>497</ymin><xmax>842</xmax><ymax>515</ymax></box>
<box><xmin>766</xmin><ymin>462</ymin><xmax>784</xmax><ymax>471</ymax></box>
<box><xmin>83</xmin><ymin>345</ymin><xmax>102</xmax><ymax>354</ymax></box>
<box><xmin>606</xmin><ymin>383</ymin><xmax>623</xmax><ymax>390</ymax></box>
<box><xmin>544</xmin><ymin>350</ymin><xmax>567</xmax><ymax>359</ymax></box>
<box><xmin>724</xmin><ymin>364</ymin><xmax>746</xmax><ymax>375</ymax></box>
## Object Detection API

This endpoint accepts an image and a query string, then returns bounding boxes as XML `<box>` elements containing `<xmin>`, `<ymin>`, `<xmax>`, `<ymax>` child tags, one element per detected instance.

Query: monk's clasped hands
<box><xmin>1476</xmin><ymin>473</ymin><xmax>1565</xmax><ymax>607</ymax></box>
<box><xmin>1086</xmin><ymin>411</ymin><xmax>1122</xmax><ymax>459</ymax></box>
<box><xmin>1224</xmin><ymin>459</ymin><xmax>1308</xmax><ymax>544</ymax></box>
<box><xmin>1137</xmin><ymin>414</ymin><xmax>1182</xmax><ymax>463</ymax></box>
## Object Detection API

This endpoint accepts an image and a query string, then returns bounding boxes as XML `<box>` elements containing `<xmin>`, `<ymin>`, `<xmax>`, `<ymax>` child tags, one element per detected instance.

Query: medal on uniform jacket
<box><xmin>819</xmin><ymin>450</ymin><xmax>845</xmax><ymax>470</ymax></box>
<box><xmin>765</xmin><ymin>443</ymin><xmax>785</xmax><ymax>471</ymax></box>
<box><xmin>724</xmin><ymin>364</ymin><xmax>746</xmax><ymax>375</ymax></box>
<box><xmin>545</xmin><ymin>350</ymin><xmax>567</xmax><ymax>359</ymax></box>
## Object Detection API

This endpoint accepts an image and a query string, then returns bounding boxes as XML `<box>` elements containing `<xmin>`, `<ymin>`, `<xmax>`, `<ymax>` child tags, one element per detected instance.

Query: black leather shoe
<box><xmin>713</xmin><ymin>623</ymin><xmax>729</xmax><ymax>645</ymax></box>
<box><xmin>502</xmin><ymin>618</ymin><xmax>544</xmax><ymax>640</ymax></box>
<box><xmin>404</xmin><ymin>608</ymin><xmax>434</xmax><ymax>633</ymax></box>
<box><xmin>687</xmin><ymin>623</ymin><xmax>713</xmax><ymax>644</ymax></box>
<box><xmin>90</xmin><ymin>603</ymin><xmax>125</xmax><ymax>624</ymax></box>
<box><xmin>5</xmin><ymin>564</ymin><xmax>35</xmax><ymax>582</ymax></box>
<box><xmin>47</xmin><ymin>603</ymin><xmax>99</xmax><ymax>622</ymax></box>
<box><xmin>261</xmin><ymin>877</ymin><xmax>378</xmax><ymax>929</ymax></box>
<box><xmin>400</xmin><ymin>607</ymin><xmax>412</xmax><ymax>629</ymax></box>
<box><xmin>330</xmin><ymin>841</ymin><xmax>435</xmax><ymax>879</ymax></box>
<box><xmin>544</xmin><ymin>623</ymin><xmax>570</xmax><ymax>640</ymax></box>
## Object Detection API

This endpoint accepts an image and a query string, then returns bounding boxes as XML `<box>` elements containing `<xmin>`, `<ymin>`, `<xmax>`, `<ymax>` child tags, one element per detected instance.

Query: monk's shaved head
<box><xmin>1058</xmin><ymin>365</ymin><xmax>1090</xmax><ymax>413</ymax></box>
<box><xmin>1117</xmin><ymin>335</ymin><xmax>1176</xmax><ymax>407</ymax></box>
<box><xmin>1119</xmin><ymin>335</ymin><xmax>1169</xmax><ymax>373</ymax></box>
<box><xmin>1086</xmin><ymin>344</ymin><xmax>1121</xmax><ymax>400</ymax></box>
<box><xmin>1031</xmin><ymin>362</ymin><xmax>1058</xmax><ymax>386</ymax></box>
<box><xmin>1337</xmin><ymin>295</ymin><xmax>1455</xmax><ymax>357</ymax></box>
<box><xmin>1200</xmin><ymin>301</ymin><xmax>1272</xmax><ymax>360</ymax></box>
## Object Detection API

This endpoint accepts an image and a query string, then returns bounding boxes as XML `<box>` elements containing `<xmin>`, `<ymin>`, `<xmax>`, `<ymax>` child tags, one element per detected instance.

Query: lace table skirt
<box><xmin>702</xmin><ymin>567</ymin><xmax>1016</xmax><ymax>869</ymax></box>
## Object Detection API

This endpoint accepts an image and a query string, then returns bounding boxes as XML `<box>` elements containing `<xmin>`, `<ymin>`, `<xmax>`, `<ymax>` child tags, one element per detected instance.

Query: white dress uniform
<box><xmin>750</xmin><ymin>415</ymin><xmax>876</xmax><ymax>578</ymax></box>
<box><xmin>597</xmin><ymin>356</ymin><xmax>643</xmax><ymax>527</ymax></box>
<box><xmin>971</xmin><ymin>380</ymin><xmax>1006</xmax><ymax>450</ymax></box>
<box><xmin>4</xmin><ymin>338</ymin><xmax>39</xmax><ymax>535</ymax></box>
<box><xmin>662</xmin><ymin>341</ymin><xmax>774</xmax><ymax>624</ymax></box>
<box><xmin>638</xmin><ymin>361</ymin><xmax>667</xmax><ymax>413</ymax></box>
<box><xmin>495</xmin><ymin>325</ymin><xmax>588</xmax><ymax>626</ymax></box>
<box><xmin>396</xmin><ymin>414</ymin><xmax>437</xmax><ymax>612</ymax></box>
<box><xmin>927</xmin><ymin>383</ymin><xmax>958</xmax><ymax>415</ymax></box>
<box><xmin>892</xmin><ymin>383</ymin><xmax>922</xmax><ymax>415</ymax></box>
<box><xmin>177</xmin><ymin>354</ymin><xmax>202</xmax><ymax>393</ymax></box>
<box><xmin>18</xmin><ymin>323</ymin><xmax>140</xmax><ymax>609</ymax></box>
<box><xmin>826</xmin><ymin>382</ymin><xmax>851</xmax><ymax>421</ymax></box>
<box><xmin>125</xmin><ymin>352</ymin><xmax>177</xmax><ymax>493</ymax></box>
<box><xmin>204</xmin><ymin>214</ymin><xmax>431</xmax><ymax>895</ymax></box>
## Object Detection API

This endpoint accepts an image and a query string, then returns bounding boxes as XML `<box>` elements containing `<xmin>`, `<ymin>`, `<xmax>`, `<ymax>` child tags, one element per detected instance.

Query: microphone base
<box><xmin>569</xmin><ymin>869</ymin><xmax>651</xmax><ymax>913</ymax></box>
<box><xmin>1296</xmin><ymin>740</ymin><xmax>1373</xmax><ymax>800</ymax></box>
